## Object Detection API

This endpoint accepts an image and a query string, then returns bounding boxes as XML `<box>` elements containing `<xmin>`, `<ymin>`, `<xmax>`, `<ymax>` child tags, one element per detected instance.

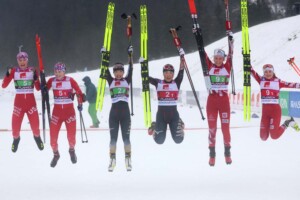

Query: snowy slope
<box><xmin>0</xmin><ymin>16</ymin><xmax>300</xmax><ymax>200</ymax></box>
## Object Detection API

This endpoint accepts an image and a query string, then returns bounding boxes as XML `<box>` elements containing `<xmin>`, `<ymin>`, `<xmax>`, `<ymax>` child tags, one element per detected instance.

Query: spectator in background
<box><xmin>82</xmin><ymin>76</ymin><xmax>100</xmax><ymax>128</ymax></box>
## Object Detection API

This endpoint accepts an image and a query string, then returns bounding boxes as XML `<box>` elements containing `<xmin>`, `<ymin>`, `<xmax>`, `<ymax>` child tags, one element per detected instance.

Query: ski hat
<box><xmin>54</xmin><ymin>62</ymin><xmax>66</xmax><ymax>72</ymax></box>
<box><xmin>214</xmin><ymin>49</ymin><xmax>226</xmax><ymax>58</ymax></box>
<box><xmin>113</xmin><ymin>63</ymin><xmax>124</xmax><ymax>72</ymax></box>
<box><xmin>16</xmin><ymin>52</ymin><xmax>28</xmax><ymax>61</ymax></box>
<box><xmin>263</xmin><ymin>64</ymin><xmax>274</xmax><ymax>72</ymax></box>
<box><xmin>163</xmin><ymin>64</ymin><xmax>174</xmax><ymax>73</ymax></box>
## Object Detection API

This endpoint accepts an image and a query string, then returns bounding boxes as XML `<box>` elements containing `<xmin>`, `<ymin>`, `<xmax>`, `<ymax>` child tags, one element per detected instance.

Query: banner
<box><xmin>279</xmin><ymin>91</ymin><xmax>289</xmax><ymax>116</ymax></box>
<box><xmin>288</xmin><ymin>91</ymin><xmax>300</xmax><ymax>117</ymax></box>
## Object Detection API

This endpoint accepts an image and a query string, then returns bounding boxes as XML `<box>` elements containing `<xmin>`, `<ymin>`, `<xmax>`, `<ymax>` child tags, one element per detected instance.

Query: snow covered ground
<box><xmin>0</xmin><ymin>15</ymin><xmax>300</xmax><ymax>200</ymax></box>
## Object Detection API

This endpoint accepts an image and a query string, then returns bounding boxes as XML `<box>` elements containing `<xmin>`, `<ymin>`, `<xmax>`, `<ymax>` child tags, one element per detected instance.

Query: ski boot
<box><xmin>108</xmin><ymin>153</ymin><xmax>116</xmax><ymax>172</ymax></box>
<box><xmin>283</xmin><ymin>117</ymin><xmax>300</xmax><ymax>131</ymax></box>
<box><xmin>34</xmin><ymin>136</ymin><xmax>44</xmax><ymax>151</ymax></box>
<box><xmin>284</xmin><ymin>117</ymin><xmax>300</xmax><ymax>131</ymax></box>
<box><xmin>50</xmin><ymin>151</ymin><xmax>60</xmax><ymax>168</ymax></box>
<box><xmin>11</xmin><ymin>137</ymin><xmax>20</xmax><ymax>153</ymax></box>
<box><xmin>209</xmin><ymin>147</ymin><xmax>216</xmax><ymax>167</ymax></box>
<box><xmin>179</xmin><ymin>118</ymin><xmax>185</xmax><ymax>130</ymax></box>
<box><xmin>69</xmin><ymin>148</ymin><xmax>77</xmax><ymax>164</ymax></box>
<box><xmin>148</xmin><ymin>122</ymin><xmax>156</xmax><ymax>135</ymax></box>
<box><xmin>177</xmin><ymin>118</ymin><xmax>185</xmax><ymax>137</ymax></box>
<box><xmin>225</xmin><ymin>146</ymin><xmax>232</xmax><ymax>165</ymax></box>
<box><xmin>125</xmin><ymin>152</ymin><xmax>132</xmax><ymax>172</ymax></box>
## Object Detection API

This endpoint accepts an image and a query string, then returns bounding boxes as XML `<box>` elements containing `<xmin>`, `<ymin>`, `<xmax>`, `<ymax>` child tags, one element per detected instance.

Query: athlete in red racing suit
<box><xmin>2</xmin><ymin>52</ymin><xmax>43</xmax><ymax>153</ymax></box>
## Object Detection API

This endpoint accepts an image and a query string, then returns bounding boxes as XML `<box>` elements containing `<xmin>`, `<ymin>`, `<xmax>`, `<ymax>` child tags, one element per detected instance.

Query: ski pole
<box><xmin>122</xmin><ymin>12</ymin><xmax>137</xmax><ymax>116</ymax></box>
<box><xmin>169</xmin><ymin>26</ymin><xmax>205</xmax><ymax>120</ymax></box>
<box><xmin>288</xmin><ymin>57</ymin><xmax>300</xmax><ymax>77</ymax></box>
<box><xmin>182</xmin><ymin>57</ymin><xmax>205</xmax><ymax>120</ymax></box>
<box><xmin>79</xmin><ymin>110</ymin><xmax>88</xmax><ymax>143</ymax></box>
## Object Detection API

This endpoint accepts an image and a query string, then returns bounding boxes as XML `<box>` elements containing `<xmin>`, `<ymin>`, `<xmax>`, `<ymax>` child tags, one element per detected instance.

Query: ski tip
<box><xmin>188</xmin><ymin>0</ymin><xmax>197</xmax><ymax>14</ymax></box>
<box><xmin>35</xmin><ymin>34</ymin><xmax>40</xmax><ymax>41</ymax></box>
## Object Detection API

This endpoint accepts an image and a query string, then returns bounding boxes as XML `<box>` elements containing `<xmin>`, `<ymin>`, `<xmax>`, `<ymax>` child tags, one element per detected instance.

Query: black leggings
<box><xmin>109</xmin><ymin>102</ymin><xmax>131</xmax><ymax>153</ymax></box>
<box><xmin>154</xmin><ymin>106</ymin><xmax>184</xmax><ymax>144</ymax></box>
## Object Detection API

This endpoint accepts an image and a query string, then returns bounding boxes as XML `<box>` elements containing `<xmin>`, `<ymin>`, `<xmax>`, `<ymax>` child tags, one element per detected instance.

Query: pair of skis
<box><xmin>140</xmin><ymin>5</ymin><xmax>152</xmax><ymax>128</ymax></box>
<box><xmin>241</xmin><ymin>0</ymin><xmax>251</xmax><ymax>121</ymax></box>
<box><xmin>35</xmin><ymin>35</ymin><xmax>51</xmax><ymax>143</ymax></box>
<box><xmin>224</xmin><ymin>0</ymin><xmax>236</xmax><ymax>95</ymax></box>
<box><xmin>96</xmin><ymin>2</ymin><xmax>115</xmax><ymax>112</ymax></box>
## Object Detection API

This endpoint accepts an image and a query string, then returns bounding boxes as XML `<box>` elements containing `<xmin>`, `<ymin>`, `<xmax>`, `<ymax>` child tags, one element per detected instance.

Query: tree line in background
<box><xmin>0</xmin><ymin>0</ymin><xmax>299</xmax><ymax>74</ymax></box>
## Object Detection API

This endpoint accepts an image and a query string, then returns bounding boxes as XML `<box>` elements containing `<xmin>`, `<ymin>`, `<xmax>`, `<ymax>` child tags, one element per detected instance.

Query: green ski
<box><xmin>140</xmin><ymin>5</ymin><xmax>152</xmax><ymax>127</ymax></box>
<box><xmin>241</xmin><ymin>0</ymin><xmax>251</xmax><ymax>121</ymax></box>
<box><xmin>96</xmin><ymin>2</ymin><xmax>115</xmax><ymax>111</ymax></box>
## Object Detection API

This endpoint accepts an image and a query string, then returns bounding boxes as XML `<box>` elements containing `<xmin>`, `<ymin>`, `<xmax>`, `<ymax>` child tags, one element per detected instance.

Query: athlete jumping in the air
<box><xmin>251</xmin><ymin>64</ymin><xmax>300</xmax><ymax>141</ymax></box>
<box><xmin>204</xmin><ymin>31</ymin><xmax>234</xmax><ymax>167</ymax></box>
<box><xmin>2</xmin><ymin>51</ymin><xmax>44</xmax><ymax>153</ymax></box>
<box><xmin>148</xmin><ymin>48</ymin><xmax>185</xmax><ymax>145</ymax></box>
<box><xmin>45</xmin><ymin>62</ymin><xmax>84</xmax><ymax>168</ymax></box>
<box><xmin>105</xmin><ymin>46</ymin><xmax>133</xmax><ymax>172</ymax></box>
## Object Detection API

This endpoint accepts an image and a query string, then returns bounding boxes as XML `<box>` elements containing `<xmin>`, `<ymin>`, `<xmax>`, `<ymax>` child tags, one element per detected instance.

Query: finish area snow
<box><xmin>0</xmin><ymin>108</ymin><xmax>299</xmax><ymax>200</ymax></box>
<box><xmin>0</xmin><ymin>15</ymin><xmax>300</xmax><ymax>200</ymax></box>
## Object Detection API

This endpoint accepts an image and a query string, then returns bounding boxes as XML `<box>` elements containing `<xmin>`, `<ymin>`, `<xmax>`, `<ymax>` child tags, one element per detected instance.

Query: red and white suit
<box><xmin>251</xmin><ymin>68</ymin><xmax>300</xmax><ymax>140</ymax></box>
<box><xmin>2</xmin><ymin>67</ymin><xmax>41</xmax><ymax>139</ymax></box>
<box><xmin>46</xmin><ymin>76</ymin><xmax>83</xmax><ymax>152</ymax></box>
<box><xmin>205</xmin><ymin>49</ymin><xmax>232</xmax><ymax>148</ymax></box>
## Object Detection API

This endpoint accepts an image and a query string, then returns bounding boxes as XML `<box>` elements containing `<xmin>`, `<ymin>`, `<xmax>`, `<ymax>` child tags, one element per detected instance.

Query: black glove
<box><xmin>40</xmin><ymin>84</ymin><xmax>48</xmax><ymax>94</ymax></box>
<box><xmin>33</xmin><ymin>70</ymin><xmax>38</xmax><ymax>81</ymax></box>
<box><xmin>77</xmin><ymin>104</ymin><xmax>83</xmax><ymax>112</ymax></box>
<box><xmin>127</xmin><ymin>45</ymin><xmax>133</xmax><ymax>56</ymax></box>
<box><xmin>6</xmin><ymin>67</ymin><xmax>11</xmax><ymax>77</ymax></box>
<box><xmin>227</xmin><ymin>31</ymin><xmax>234</xmax><ymax>41</ymax></box>
<box><xmin>178</xmin><ymin>48</ymin><xmax>185</xmax><ymax>57</ymax></box>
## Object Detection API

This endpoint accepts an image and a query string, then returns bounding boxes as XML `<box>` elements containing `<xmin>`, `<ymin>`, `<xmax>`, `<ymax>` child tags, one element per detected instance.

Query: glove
<box><xmin>227</xmin><ymin>31</ymin><xmax>234</xmax><ymax>41</ymax></box>
<box><xmin>68</xmin><ymin>92</ymin><xmax>75</xmax><ymax>101</ymax></box>
<box><xmin>77</xmin><ymin>104</ymin><xmax>83</xmax><ymax>112</ymax></box>
<box><xmin>127</xmin><ymin>45</ymin><xmax>133</xmax><ymax>56</ymax></box>
<box><xmin>81</xmin><ymin>93</ymin><xmax>87</xmax><ymax>103</ymax></box>
<box><xmin>40</xmin><ymin>84</ymin><xmax>48</xmax><ymax>94</ymax></box>
<box><xmin>100</xmin><ymin>46</ymin><xmax>107</xmax><ymax>53</ymax></box>
<box><xmin>33</xmin><ymin>70</ymin><xmax>38</xmax><ymax>81</ymax></box>
<box><xmin>139</xmin><ymin>57</ymin><xmax>145</xmax><ymax>63</ymax></box>
<box><xmin>178</xmin><ymin>48</ymin><xmax>185</xmax><ymax>57</ymax></box>
<box><xmin>6</xmin><ymin>67</ymin><xmax>11</xmax><ymax>77</ymax></box>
